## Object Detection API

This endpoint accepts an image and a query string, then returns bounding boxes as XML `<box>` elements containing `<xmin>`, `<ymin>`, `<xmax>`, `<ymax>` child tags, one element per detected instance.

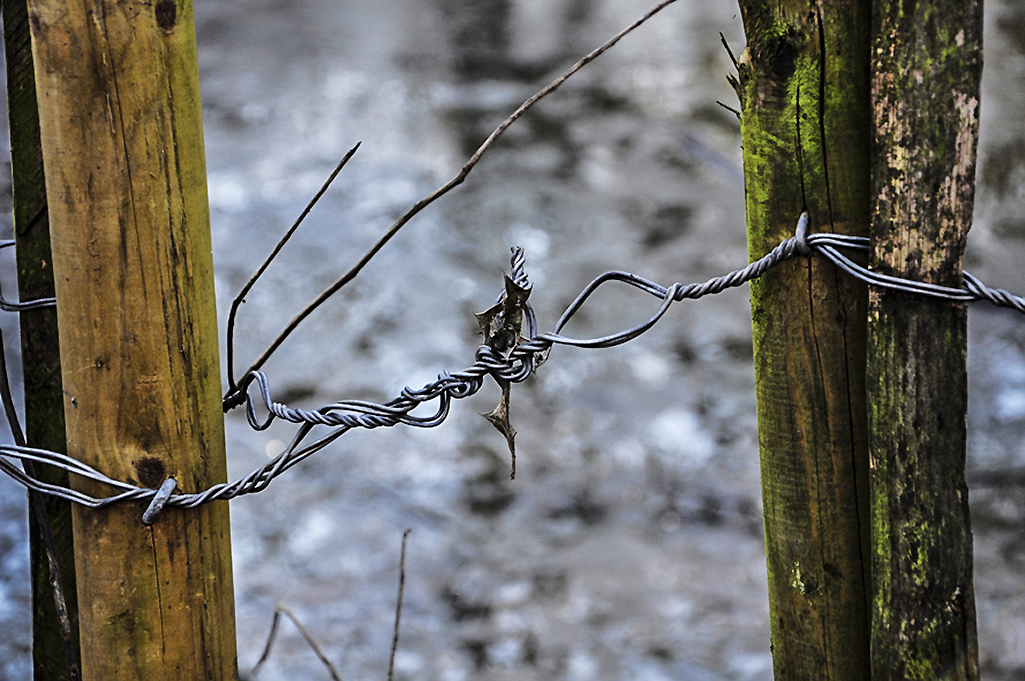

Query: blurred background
<box><xmin>1</xmin><ymin>1</ymin><xmax>1024</xmax><ymax>679</ymax></box>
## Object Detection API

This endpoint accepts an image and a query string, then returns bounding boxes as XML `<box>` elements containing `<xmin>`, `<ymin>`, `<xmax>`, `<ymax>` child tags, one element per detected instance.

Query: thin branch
<box><xmin>247</xmin><ymin>530</ymin><xmax>412</xmax><ymax>681</ymax></box>
<box><xmin>225</xmin><ymin>142</ymin><xmax>362</xmax><ymax>393</ymax></box>
<box><xmin>726</xmin><ymin>72</ymin><xmax>742</xmax><ymax>99</ymax></box>
<box><xmin>720</xmin><ymin>31</ymin><xmax>740</xmax><ymax>71</ymax></box>
<box><xmin>387</xmin><ymin>529</ymin><xmax>412</xmax><ymax>681</ymax></box>
<box><xmin>228</xmin><ymin>0</ymin><xmax>683</xmax><ymax>394</ymax></box>
<box><xmin>249</xmin><ymin>608</ymin><xmax>282</xmax><ymax>676</ymax></box>
<box><xmin>720</xmin><ymin>32</ymin><xmax>743</xmax><ymax>100</ymax></box>
<box><xmin>250</xmin><ymin>603</ymin><xmax>343</xmax><ymax>681</ymax></box>
<box><xmin>716</xmin><ymin>99</ymin><xmax>742</xmax><ymax>120</ymax></box>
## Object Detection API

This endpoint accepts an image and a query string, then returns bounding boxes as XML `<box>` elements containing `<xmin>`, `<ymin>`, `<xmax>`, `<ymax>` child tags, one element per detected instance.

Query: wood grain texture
<box><xmin>736</xmin><ymin>1</ymin><xmax>871</xmax><ymax>678</ymax></box>
<box><xmin>26</xmin><ymin>0</ymin><xmax>238</xmax><ymax>678</ymax></box>
<box><xmin>869</xmin><ymin>1</ymin><xmax>982</xmax><ymax>678</ymax></box>
<box><xmin>3</xmin><ymin>0</ymin><xmax>82</xmax><ymax>677</ymax></box>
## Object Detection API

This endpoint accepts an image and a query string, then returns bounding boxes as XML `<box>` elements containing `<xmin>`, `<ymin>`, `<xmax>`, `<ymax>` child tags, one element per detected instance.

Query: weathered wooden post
<box><xmin>26</xmin><ymin>0</ymin><xmax>238</xmax><ymax>678</ymax></box>
<box><xmin>3</xmin><ymin>0</ymin><xmax>80</xmax><ymax>677</ymax></box>
<box><xmin>868</xmin><ymin>1</ymin><xmax>983</xmax><ymax>678</ymax></box>
<box><xmin>735</xmin><ymin>1</ymin><xmax>872</xmax><ymax>677</ymax></box>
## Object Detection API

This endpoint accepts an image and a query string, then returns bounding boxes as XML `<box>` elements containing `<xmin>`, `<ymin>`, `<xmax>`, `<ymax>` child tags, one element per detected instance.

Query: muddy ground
<box><xmin>2</xmin><ymin>1</ymin><xmax>1025</xmax><ymax>679</ymax></box>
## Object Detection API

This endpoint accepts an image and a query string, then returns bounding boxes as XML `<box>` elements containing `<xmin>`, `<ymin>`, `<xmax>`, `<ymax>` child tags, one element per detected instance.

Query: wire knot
<box><xmin>142</xmin><ymin>478</ymin><xmax>178</xmax><ymax>525</ymax></box>
<box><xmin>794</xmin><ymin>212</ymin><xmax>811</xmax><ymax>256</ymax></box>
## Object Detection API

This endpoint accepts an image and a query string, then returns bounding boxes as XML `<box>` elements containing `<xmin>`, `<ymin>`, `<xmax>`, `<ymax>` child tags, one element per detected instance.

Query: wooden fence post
<box><xmin>735</xmin><ymin>1</ymin><xmax>872</xmax><ymax>677</ymax></box>
<box><xmin>3</xmin><ymin>0</ymin><xmax>81</xmax><ymax>677</ymax></box>
<box><xmin>868</xmin><ymin>1</ymin><xmax>983</xmax><ymax>678</ymax></box>
<box><xmin>26</xmin><ymin>0</ymin><xmax>238</xmax><ymax>678</ymax></box>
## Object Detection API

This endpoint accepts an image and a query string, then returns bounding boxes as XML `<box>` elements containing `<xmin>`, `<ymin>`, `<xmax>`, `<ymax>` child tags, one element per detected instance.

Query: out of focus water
<box><xmin>2</xmin><ymin>1</ymin><xmax>1025</xmax><ymax>679</ymax></box>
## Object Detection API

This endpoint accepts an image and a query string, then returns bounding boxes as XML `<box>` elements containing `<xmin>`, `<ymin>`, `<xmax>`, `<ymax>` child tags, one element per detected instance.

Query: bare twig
<box><xmin>720</xmin><ymin>31</ymin><xmax>740</xmax><ymax>71</ymax></box>
<box><xmin>250</xmin><ymin>603</ymin><xmax>343</xmax><ymax>681</ymax></box>
<box><xmin>720</xmin><ymin>32</ymin><xmax>742</xmax><ymax>98</ymax></box>
<box><xmin>716</xmin><ymin>99</ymin><xmax>742</xmax><ymax>120</ymax></box>
<box><xmin>387</xmin><ymin>529</ymin><xmax>412</xmax><ymax>681</ymax></box>
<box><xmin>247</xmin><ymin>530</ymin><xmax>413</xmax><ymax>681</ymax></box>
<box><xmin>228</xmin><ymin>0</ymin><xmax>683</xmax><ymax>396</ymax></box>
<box><xmin>225</xmin><ymin>143</ymin><xmax>362</xmax><ymax>394</ymax></box>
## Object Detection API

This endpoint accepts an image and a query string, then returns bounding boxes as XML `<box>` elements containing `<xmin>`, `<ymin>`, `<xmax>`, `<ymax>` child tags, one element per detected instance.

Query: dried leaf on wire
<box><xmin>480</xmin><ymin>381</ymin><xmax>517</xmax><ymax>479</ymax></box>
<box><xmin>476</xmin><ymin>274</ymin><xmax>532</xmax><ymax>478</ymax></box>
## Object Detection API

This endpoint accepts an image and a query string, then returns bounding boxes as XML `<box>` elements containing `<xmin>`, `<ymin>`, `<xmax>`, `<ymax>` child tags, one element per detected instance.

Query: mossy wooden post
<box><xmin>868</xmin><ymin>1</ymin><xmax>982</xmax><ymax>678</ymax></box>
<box><xmin>735</xmin><ymin>1</ymin><xmax>872</xmax><ymax>677</ymax></box>
<box><xmin>3</xmin><ymin>0</ymin><xmax>81</xmax><ymax>678</ymax></box>
<box><xmin>26</xmin><ymin>1</ymin><xmax>238</xmax><ymax>678</ymax></box>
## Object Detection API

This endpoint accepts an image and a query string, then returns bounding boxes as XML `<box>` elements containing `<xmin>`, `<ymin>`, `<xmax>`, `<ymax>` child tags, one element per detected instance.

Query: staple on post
<box><xmin>141</xmin><ymin>478</ymin><xmax>178</xmax><ymax>526</ymax></box>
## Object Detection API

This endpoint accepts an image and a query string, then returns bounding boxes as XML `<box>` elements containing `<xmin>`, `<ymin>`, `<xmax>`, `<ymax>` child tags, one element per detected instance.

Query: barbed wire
<box><xmin>1</xmin><ymin>214</ymin><xmax>1024</xmax><ymax>523</ymax></box>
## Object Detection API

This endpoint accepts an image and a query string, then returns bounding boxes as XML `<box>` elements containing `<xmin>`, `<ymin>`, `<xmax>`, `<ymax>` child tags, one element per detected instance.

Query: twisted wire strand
<box><xmin>3</xmin><ymin>217</ymin><xmax>1025</xmax><ymax>518</ymax></box>
<box><xmin>805</xmin><ymin>232</ymin><xmax>1025</xmax><ymax>311</ymax></box>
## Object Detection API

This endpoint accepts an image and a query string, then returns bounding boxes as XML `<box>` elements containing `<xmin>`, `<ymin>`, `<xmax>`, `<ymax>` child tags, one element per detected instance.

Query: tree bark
<box><xmin>868</xmin><ymin>1</ymin><xmax>982</xmax><ymax>678</ymax></box>
<box><xmin>735</xmin><ymin>1</ymin><xmax>872</xmax><ymax>678</ymax></box>
<box><xmin>2</xmin><ymin>1</ymin><xmax>81</xmax><ymax>678</ymax></box>
<box><xmin>26</xmin><ymin>0</ymin><xmax>238</xmax><ymax>678</ymax></box>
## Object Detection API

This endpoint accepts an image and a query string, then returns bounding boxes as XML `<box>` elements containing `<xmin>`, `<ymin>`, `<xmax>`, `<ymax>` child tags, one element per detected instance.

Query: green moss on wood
<box><xmin>868</xmin><ymin>6</ymin><xmax>981</xmax><ymax>677</ymax></box>
<box><xmin>28</xmin><ymin>0</ymin><xmax>238</xmax><ymax>677</ymax></box>
<box><xmin>738</xmin><ymin>1</ymin><xmax>872</xmax><ymax>679</ymax></box>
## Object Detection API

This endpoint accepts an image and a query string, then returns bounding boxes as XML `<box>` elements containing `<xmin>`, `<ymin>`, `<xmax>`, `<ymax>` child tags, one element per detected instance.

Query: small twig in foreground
<box><xmin>387</xmin><ymin>529</ymin><xmax>412</xmax><ymax>681</ymax></box>
<box><xmin>250</xmin><ymin>603</ymin><xmax>343</xmax><ymax>681</ymax></box>
<box><xmin>229</xmin><ymin>0</ymin><xmax>683</xmax><ymax>391</ymax></box>
<box><xmin>248</xmin><ymin>530</ymin><xmax>413</xmax><ymax>681</ymax></box>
